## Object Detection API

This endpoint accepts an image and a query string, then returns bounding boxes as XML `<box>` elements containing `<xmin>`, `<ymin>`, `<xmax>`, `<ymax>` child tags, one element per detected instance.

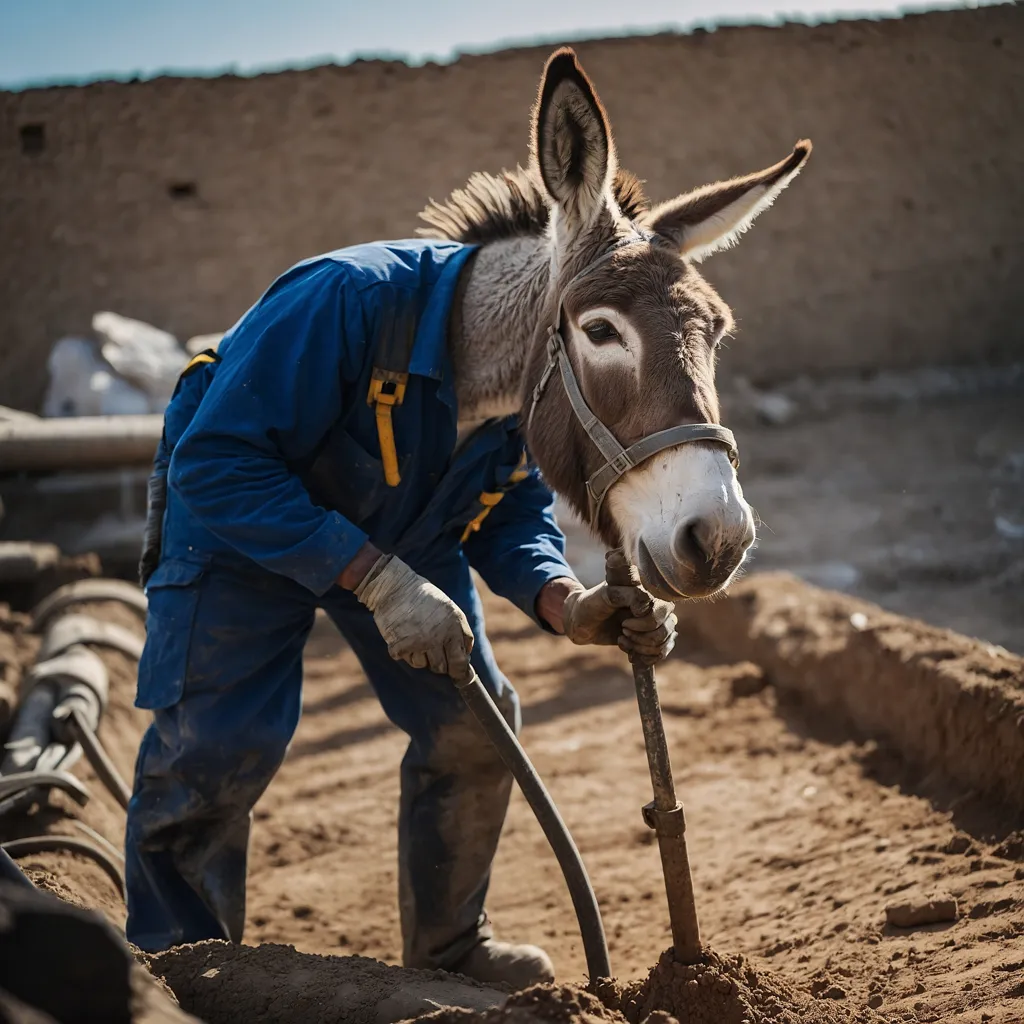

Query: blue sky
<box><xmin>1</xmin><ymin>0</ymin><xmax>991</xmax><ymax>90</ymax></box>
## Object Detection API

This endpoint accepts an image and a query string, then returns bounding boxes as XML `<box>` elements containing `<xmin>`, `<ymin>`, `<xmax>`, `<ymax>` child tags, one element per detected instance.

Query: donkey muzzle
<box><xmin>638</xmin><ymin>511</ymin><xmax>754</xmax><ymax>600</ymax></box>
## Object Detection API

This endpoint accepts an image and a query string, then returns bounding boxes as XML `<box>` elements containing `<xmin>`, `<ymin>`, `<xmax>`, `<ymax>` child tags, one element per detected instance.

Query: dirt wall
<box><xmin>1</xmin><ymin>5</ymin><xmax>1022</xmax><ymax>409</ymax></box>
<box><xmin>685</xmin><ymin>571</ymin><xmax>1024</xmax><ymax>813</ymax></box>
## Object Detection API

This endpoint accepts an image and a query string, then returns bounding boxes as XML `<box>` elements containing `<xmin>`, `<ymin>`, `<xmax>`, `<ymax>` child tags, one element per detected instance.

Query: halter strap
<box><xmin>527</xmin><ymin>235</ymin><xmax>740</xmax><ymax>522</ymax></box>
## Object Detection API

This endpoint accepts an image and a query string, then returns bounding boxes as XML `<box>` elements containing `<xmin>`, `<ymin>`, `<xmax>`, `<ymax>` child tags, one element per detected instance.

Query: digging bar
<box><xmin>606</xmin><ymin>552</ymin><xmax>703</xmax><ymax>964</ymax></box>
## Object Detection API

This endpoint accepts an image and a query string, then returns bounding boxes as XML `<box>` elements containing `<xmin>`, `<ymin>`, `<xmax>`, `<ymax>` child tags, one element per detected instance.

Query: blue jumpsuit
<box><xmin>125</xmin><ymin>240</ymin><xmax>576</xmax><ymax>968</ymax></box>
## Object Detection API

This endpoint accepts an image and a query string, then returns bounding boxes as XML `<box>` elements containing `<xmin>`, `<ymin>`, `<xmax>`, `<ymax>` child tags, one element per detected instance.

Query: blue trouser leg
<box><xmin>125</xmin><ymin>562</ymin><xmax>315</xmax><ymax>952</ymax></box>
<box><xmin>126</xmin><ymin>549</ymin><xmax>519</xmax><ymax>964</ymax></box>
<box><xmin>320</xmin><ymin>550</ymin><xmax>520</xmax><ymax>970</ymax></box>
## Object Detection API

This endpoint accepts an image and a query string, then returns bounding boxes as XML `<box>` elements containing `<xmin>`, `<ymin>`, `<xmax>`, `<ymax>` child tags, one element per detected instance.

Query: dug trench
<box><xmin>2</xmin><ymin>573</ymin><xmax>1023</xmax><ymax>1024</ymax></box>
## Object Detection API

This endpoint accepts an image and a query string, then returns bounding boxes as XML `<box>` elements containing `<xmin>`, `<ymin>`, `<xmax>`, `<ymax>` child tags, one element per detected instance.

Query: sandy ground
<box><xmin>229</xmin><ymin>583</ymin><xmax>1024</xmax><ymax>1023</ymax></box>
<box><xmin>2</xmin><ymin>384</ymin><xmax>1022</xmax><ymax>1022</ymax></box>
<box><xmin>4</xmin><ymin>567</ymin><xmax>1023</xmax><ymax>1022</ymax></box>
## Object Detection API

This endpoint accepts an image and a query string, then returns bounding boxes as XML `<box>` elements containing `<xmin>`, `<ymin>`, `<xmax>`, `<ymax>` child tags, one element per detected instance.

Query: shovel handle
<box><xmin>606</xmin><ymin>549</ymin><xmax>703</xmax><ymax>964</ymax></box>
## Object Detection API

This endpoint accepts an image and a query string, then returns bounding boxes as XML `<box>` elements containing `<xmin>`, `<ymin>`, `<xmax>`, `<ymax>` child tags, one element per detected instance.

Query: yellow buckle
<box><xmin>367</xmin><ymin>369</ymin><xmax>408</xmax><ymax>487</ymax></box>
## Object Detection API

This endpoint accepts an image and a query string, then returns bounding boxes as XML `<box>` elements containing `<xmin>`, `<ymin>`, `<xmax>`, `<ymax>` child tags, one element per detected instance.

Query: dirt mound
<box><xmin>408</xmin><ymin>983</ymin><xmax>636</xmax><ymax>1024</ymax></box>
<box><xmin>146</xmin><ymin>940</ymin><xmax>507</xmax><ymax>1024</ymax></box>
<box><xmin>605</xmin><ymin>948</ymin><xmax>881</xmax><ymax>1024</ymax></box>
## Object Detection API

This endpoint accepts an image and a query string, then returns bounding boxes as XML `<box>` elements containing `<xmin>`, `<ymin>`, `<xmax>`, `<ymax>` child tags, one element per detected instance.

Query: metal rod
<box><xmin>631</xmin><ymin>661</ymin><xmax>702</xmax><ymax>964</ymax></box>
<box><xmin>454</xmin><ymin>670</ymin><xmax>612</xmax><ymax>981</ymax></box>
<box><xmin>605</xmin><ymin>548</ymin><xmax>703</xmax><ymax>964</ymax></box>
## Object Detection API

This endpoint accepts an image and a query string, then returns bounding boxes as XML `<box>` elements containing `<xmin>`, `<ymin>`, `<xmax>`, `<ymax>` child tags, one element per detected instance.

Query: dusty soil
<box><xmin>144</xmin><ymin>941</ymin><xmax>506</xmax><ymax>1024</ymax></box>
<box><xmin>217</xmin><ymin>582</ymin><xmax>1022</xmax><ymax>1024</ymax></box>
<box><xmin>725</xmin><ymin>389</ymin><xmax>1024</xmax><ymax>655</ymax></box>
<box><xmin>3</xmin><ymin>489</ymin><xmax>1024</xmax><ymax>1021</ymax></box>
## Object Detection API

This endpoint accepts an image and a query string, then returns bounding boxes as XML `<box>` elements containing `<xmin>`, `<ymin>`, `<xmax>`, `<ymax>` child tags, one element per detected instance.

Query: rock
<box><xmin>940</xmin><ymin>835</ymin><xmax>973</xmax><ymax>856</ymax></box>
<box><xmin>885</xmin><ymin>893</ymin><xmax>958</xmax><ymax>928</ymax></box>
<box><xmin>93</xmin><ymin>311</ymin><xmax>189</xmax><ymax>411</ymax></box>
<box><xmin>728</xmin><ymin>663</ymin><xmax>768</xmax><ymax>699</ymax></box>
<box><xmin>991</xmin><ymin>832</ymin><xmax>1024</xmax><ymax>862</ymax></box>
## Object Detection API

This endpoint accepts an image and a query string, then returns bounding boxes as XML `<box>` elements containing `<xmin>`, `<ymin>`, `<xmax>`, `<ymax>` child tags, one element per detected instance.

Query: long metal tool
<box><xmin>454</xmin><ymin>670</ymin><xmax>612</xmax><ymax>981</ymax></box>
<box><xmin>606</xmin><ymin>555</ymin><xmax>703</xmax><ymax>964</ymax></box>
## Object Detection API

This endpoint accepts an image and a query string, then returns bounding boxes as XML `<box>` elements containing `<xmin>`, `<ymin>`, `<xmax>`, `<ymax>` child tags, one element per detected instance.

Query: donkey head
<box><xmin>523</xmin><ymin>49</ymin><xmax>811</xmax><ymax>600</ymax></box>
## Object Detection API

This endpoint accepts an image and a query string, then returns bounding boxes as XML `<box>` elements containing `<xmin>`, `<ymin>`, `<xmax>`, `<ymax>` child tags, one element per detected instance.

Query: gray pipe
<box><xmin>0</xmin><ymin>415</ymin><xmax>162</xmax><ymax>472</ymax></box>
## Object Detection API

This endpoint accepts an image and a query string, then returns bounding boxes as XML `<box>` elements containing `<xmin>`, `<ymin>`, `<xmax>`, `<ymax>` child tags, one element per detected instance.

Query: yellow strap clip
<box><xmin>461</xmin><ymin>491</ymin><xmax>506</xmax><ymax>542</ymax></box>
<box><xmin>367</xmin><ymin>369</ymin><xmax>408</xmax><ymax>487</ymax></box>
<box><xmin>460</xmin><ymin>453</ymin><xmax>531</xmax><ymax>542</ymax></box>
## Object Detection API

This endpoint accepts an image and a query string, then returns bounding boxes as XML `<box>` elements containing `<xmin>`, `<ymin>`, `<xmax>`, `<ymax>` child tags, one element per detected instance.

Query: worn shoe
<box><xmin>453</xmin><ymin>938</ymin><xmax>555</xmax><ymax>989</ymax></box>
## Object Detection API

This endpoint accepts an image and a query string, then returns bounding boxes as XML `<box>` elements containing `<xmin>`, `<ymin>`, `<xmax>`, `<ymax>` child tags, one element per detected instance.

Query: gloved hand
<box><xmin>562</xmin><ymin>551</ymin><xmax>677</xmax><ymax>664</ymax></box>
<box><xmin>138</xmin><ymin>470</ymin><xmax>167</xmax><ymax>588</ymax></box>
<box><xmin>355</xmin><ymin>554</ymin><xmax>475</xmax><ymax>679</ymax></box>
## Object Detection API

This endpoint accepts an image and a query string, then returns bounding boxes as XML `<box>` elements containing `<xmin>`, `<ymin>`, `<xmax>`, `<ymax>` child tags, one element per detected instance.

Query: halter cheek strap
<box><xmin>527</xmin><ymin>238</ymin><xmax>740</xmax><ymax>523</ymax></box>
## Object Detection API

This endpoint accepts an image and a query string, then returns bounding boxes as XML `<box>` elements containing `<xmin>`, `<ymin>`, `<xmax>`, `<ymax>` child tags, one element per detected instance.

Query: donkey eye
<box><xmin>583</xmin><ymin>319</ymin><xmax>619</xmax><ymax>344</ymax></box>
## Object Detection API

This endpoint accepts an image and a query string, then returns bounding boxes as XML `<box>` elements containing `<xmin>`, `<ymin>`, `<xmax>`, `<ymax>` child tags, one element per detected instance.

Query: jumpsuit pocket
<box><xmin>304</xmin><ymin>426</ymin><xmax>391</xmax><ymax>526</ymax></box>
<box><xmin>136</xmin><ymin>558</ymin><xmax>206</xmax><ymax>710</ymax></box>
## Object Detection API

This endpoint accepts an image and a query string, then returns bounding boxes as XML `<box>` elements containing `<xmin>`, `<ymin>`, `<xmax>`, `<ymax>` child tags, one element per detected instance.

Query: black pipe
<box><xmin>0</xmin><ymin>847</ymin><xmax>35</xmax><ymax>889</ymax></box>
<box><xmin>54</xmin><ymin>707</ymin><xmax>131</xmax><ymax>811</ymax></box>
<box><xmin>454</xmin><ymin>670</ymin><xmax>611</xmax><ymax>981</ymax></box>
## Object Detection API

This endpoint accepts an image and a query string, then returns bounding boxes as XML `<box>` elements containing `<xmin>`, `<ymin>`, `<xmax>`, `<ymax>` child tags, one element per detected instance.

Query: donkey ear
<box><xmin>643</xmin><ymin>141</ymin><xmax>812</xmax><ymax>262</ymax></box>
<box><xmin>532</xmin><ymin>48</ymin><xmax>617</xmax><ymax>225</ymax></box>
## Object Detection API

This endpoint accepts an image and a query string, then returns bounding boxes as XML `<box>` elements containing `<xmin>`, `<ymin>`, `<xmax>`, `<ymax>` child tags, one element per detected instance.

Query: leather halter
<box><xmin>527</xmin><ymin>237</ymin><xmax>740</xmax><ymax>523</ymax></box>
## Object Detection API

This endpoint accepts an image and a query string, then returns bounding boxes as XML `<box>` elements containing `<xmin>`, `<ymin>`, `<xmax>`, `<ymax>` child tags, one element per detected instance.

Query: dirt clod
<box><xmin>409</xmin><ymin>984</ymin><xmax>631</xmax><ymax>1024</ymax></box>
<box><xmin>992</xmin><ymin>832</ymin><xmax>1024</xmax><ymax>862</ymax></box>
<box><xmin>884</xmin><ymin>894</ymin><xmax>958</xmax><ymax>929</ymax></box>
<box><xmin>612</xmin><ymin>948</ymin><xmax>868</xmax><ymax>1024</ymax></box>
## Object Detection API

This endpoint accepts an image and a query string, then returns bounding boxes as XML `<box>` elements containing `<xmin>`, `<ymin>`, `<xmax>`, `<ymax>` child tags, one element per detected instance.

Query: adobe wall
<box><xmin>0</xmin><ymin>5</ymin><xmax>1021</xmax><ymax>410</ymax></box>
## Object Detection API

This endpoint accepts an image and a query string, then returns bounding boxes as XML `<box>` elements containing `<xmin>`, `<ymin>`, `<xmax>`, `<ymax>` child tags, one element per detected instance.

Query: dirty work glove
<box><xmin>138</xmin><ymin>470</ymin><xmax>167</xmax><ymax>588</ymax></box>
<box><xmin>562</xmin><ymin>551</ymin><xmax>677</xmax><ymax>665</ymax></box>
<box><xmin>355</xmin><ymin>554</ymin><xmax>475</xmax><ymax>680</ymax></box>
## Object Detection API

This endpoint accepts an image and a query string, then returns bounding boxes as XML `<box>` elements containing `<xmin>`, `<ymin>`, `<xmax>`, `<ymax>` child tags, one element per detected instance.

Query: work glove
<box><xmin>562</xmin><ymin>550</ymin><xmax>677</xmax><ymax>665</ymax></box>
<box><xmin>355</xmin><ymin>554</ymin><xmax>475</xmax><ymax>680</ymax></box>
<box><xmin>138</xmin><ymin>470</ymin><xmax>167</xmax><ymax>588</ymax></box>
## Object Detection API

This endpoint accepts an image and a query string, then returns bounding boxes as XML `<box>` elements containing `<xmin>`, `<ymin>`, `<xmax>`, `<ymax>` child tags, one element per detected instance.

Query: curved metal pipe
<box><xmin>2</xmin><ymin>836</ymin><xmax>125</xmax><ymax>898</ymax></box>
<box><xmin>54</xmin><ymin>706</ymin><xmax>131</xmax><ymax>811</ymax></box>
<box><xmin>0</xmin><ymin>847</ymin><xmax>35</xmax><ymax>889</ymax></box>
<box><xmin>454</xmin><ymin>670</ymin><xmax>611</xmax><ymax>981</ymax></box>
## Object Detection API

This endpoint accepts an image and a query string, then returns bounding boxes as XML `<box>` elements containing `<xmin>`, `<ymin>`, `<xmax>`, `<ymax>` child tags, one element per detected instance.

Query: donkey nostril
<box><xmin>673</xmin><ymin>520</ymin><xmax>711</xmax><ymax>567</ymax></box>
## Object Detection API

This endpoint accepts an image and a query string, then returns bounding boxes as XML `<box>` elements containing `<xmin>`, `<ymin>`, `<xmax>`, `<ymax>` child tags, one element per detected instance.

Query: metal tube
<box><xmin>454</xmin><ymin>671</ymin><xmax>612</xmax><ymax>981</ymax></box>
<box><xmin>0</xmin><ymin>415</ymin><xmax>162</xmax><ymax>472</ymax></box>
<box><xmin>604</xmin><ymin>548</ymin><xmax>703</xmax><ymax>965</ymax></box>
<box><xmin>0</xmin><ymin>847</ymin><xmax>35</xmax><ymax>889</ymax></box>
<box><xmin>631</xmin><ymin>662</ymin><xmax>703</xmax><ymax>964</ymax></box>
<box><xmin>55</xmin><ymin>706</ymin><xmax>131</xmax><ymax>811</ymax></box>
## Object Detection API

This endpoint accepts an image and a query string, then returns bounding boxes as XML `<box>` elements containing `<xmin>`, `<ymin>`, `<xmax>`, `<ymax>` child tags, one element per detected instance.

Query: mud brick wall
<box><xmin>1</xmin><ymin>5</ymin><xmax>1022</xmax><ymax>410</ymax></box>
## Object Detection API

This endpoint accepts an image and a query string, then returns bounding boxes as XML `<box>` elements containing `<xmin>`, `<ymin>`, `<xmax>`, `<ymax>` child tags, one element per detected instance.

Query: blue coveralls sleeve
<box><xmin>168</xmin><ymin>262</ymin><xmax>369</xmax><ymax>596</ymax></box>
<box><xmin>462</xmin><ymin>467</ymin><xmax>577</xmax><ymax>632</ymax></box>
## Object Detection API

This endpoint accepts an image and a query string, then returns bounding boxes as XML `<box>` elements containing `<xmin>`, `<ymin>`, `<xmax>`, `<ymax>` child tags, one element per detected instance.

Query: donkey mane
<box><xmin>417</xmin><ymin>165</ymin><xmax>649</xmax><ymax>245</ymax></box>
